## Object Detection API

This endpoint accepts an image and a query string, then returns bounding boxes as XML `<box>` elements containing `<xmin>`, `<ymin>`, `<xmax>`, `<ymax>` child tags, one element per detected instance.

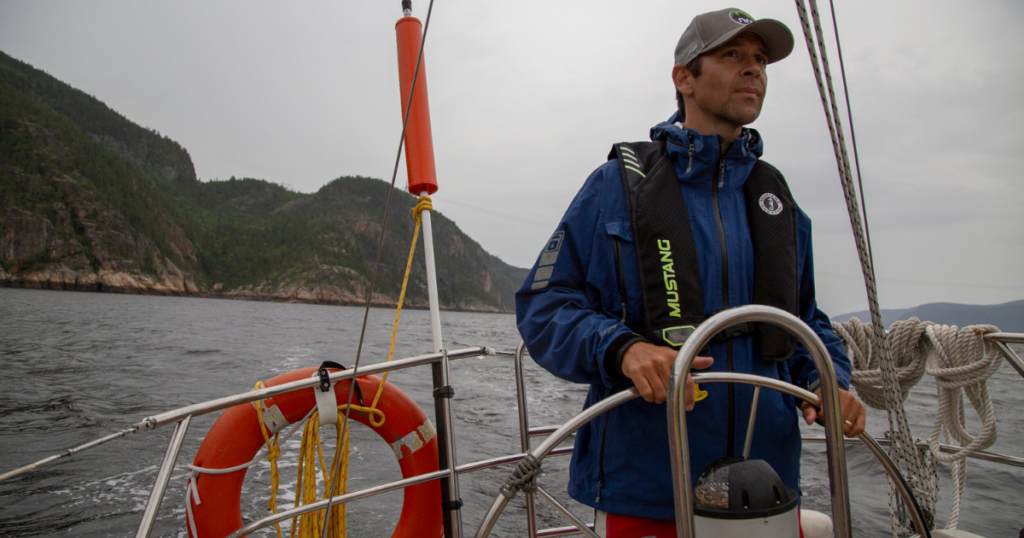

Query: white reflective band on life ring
<box><xmin>253</xmin><ymin>400</ymin><xmax>290</xmax><ymax>435</ymax></box>
<box><xmin>389</xmin><ymin>419</ymin><xmax>436</xmax><ymax>460</ymax></box>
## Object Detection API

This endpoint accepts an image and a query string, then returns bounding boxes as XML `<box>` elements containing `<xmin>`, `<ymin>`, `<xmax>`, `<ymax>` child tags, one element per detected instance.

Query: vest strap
<box><xmin>609</xmin><ymin>140</ymin><xmax>799</xmax><ymax>361</ymax></box>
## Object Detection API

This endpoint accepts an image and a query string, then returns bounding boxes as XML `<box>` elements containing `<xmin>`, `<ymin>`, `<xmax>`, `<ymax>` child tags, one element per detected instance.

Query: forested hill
<box><xmin>0</xmin><ymin>51</ymin><xmax>529</xmax><ymax>312</ymax></box>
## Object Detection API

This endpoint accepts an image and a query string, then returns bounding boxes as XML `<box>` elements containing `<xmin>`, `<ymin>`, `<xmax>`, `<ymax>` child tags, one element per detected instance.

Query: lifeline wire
<box><xmin>794</xmin><ymin>0</ymin><xmax>936</xmax><ymax>534</ymax></box>
<box><xmin>0</xmin><ymin>426</ymin><xmax>139</xmax><ymax>482</ymax></box>
<box><xmin>319</xmin><ymin>1</ymin><xmax>437</xmax><ymax>536</ymax></box>
<box><xmin>826</xmin><ymin>0</ymin><xmax>874</xmax><ymax>269</ymax></box>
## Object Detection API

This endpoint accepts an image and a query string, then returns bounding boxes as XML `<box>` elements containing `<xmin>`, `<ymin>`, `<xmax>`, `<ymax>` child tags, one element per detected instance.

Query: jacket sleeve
<box><xmin>515</xmin><ymin>163</ymin><xmax>640</xmax><ymax>388</ymax></box>
<box><xmin>788</xmin><ymin>209</ymin><xmax>852</xmax><ymax>392</ymax></box>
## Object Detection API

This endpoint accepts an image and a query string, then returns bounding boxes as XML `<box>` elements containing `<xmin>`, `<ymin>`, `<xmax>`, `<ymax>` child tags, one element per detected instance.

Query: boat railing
<box><xmin>9</xmin><ymin>321</ymin><xmax>1021</xmax><ymax>537</ymax></box>
<box><xmin>130</xmin><ymin>343</ymin><xmax>587</xmax><ymax>538</ymax></box>
<box><xmin>988</xmin><ymin>332</ymin><xmax>1024</xmax><ymax>378</ymax></box>
<box><xmin>132</xmin><ymin>347</ymin><xmax>496</xmax><ymax>537</ymax></box>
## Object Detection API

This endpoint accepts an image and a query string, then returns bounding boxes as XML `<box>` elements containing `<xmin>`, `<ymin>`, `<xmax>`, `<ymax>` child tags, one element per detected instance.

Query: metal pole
<box><xmin>420</xmin><ymin>191</ymin><xmax>444</xmax><ymax>353</ymax></box>
<box><xmin>420</xmin><ymin>191</ymin><xmax>462</xmax><ymax>538</ymax></box>
<box><xmin>439</xmin><ymin>349</ymin><xmax>463</xmax><ymax>537</ymax></box>
<box><xmin>135</xmin><ymin>415</ymin><xmax>191</xmax><ymax>538</ymax></box>
<box><xmin>666</xmin><ymin>305</ymin><xmax>851</xmax><ymax>538</ymax></box>
<box><xmin>228</xmin><ymin>469</ymin><xmax>449</xmax><ymax>538</ymax></box>
<box><xmin>515</xmin><ymin>340</ymin><xmax>539</xmax><ymax>538</ymax></box>
<box><xmin>0</xmin><ymin>426</ymin><xmax>138</xmax><ymax>482</ymax></box>
<box><xmin>474</xmin><ymin>389</ymin><xmax>640</xmax><ymax>538</ymax></box>
<box><xmin>137</xmin><ymin>347</ymin><xmax>489</xmax><ymax>431</ymax></box>
<box><xmin>741</xmin><ymin>386</ymin><xmax>761</xmax><ymax>459</ymax></box>
<box><xmin>534</xmin><ymin>487</ymin><xmax>600</xmax><ymax>538</ymax></box>
<box><xmin>994</xmin><ymin>341</ymin><xmax>1024</xmax><ymax>379</ymax></box>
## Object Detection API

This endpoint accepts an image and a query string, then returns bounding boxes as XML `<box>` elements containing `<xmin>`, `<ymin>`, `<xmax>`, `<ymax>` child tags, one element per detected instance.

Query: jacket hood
<box><xmin>649</xmin><ymin>111</ymin><xmax>764</xmax><ymax>191</ymax></box>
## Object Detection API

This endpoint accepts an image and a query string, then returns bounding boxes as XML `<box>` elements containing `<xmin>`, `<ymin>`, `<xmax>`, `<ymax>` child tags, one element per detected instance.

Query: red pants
<box><xmin>595</xmin><ymin>509</ymin><xmax>804</xmax><ymax>538</ymax></box>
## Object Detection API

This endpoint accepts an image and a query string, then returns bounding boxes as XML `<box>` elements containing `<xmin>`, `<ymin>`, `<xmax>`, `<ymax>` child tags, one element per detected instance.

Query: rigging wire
<box><xmin>319</xmin><ymin>0</ymin><xmax>437</xmax><ymax>535</ymax></box>
<box><xmin>827</xmin><ymin>0</ymin><xmax>874</xmax><ymax>268</ymax></box>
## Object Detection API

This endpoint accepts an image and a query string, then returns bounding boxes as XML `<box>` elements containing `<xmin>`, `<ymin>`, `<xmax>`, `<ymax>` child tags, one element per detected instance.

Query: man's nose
<box><xmin>742</xmin><ymin>62</ymin><xmax>764</xmax><ymax>78</ymax></box>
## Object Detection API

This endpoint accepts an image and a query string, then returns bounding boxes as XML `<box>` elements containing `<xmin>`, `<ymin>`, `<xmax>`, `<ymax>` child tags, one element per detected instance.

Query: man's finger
<box><xmin>853</xmin><ymin>411</ymin><xmax>866</xmax><ymax>437</ymax></box>
<box><xmin>685</xmin><ymin>374</ymin><xmax>696</xmax><ymax>411</ymax></box>
<box><xmin>634</xmin><ymin>376</ymin><xmax>654</xmax><ymax>403</ymax></box>
<box><xmin>692</xmin><ymin>355</ymin><xmax>714</xmax><ymax>370</ymax></box>
<box><xmin>801</xmin><ymin>401</ymin><xmax>817</xmax><ymax>425</ymax></box>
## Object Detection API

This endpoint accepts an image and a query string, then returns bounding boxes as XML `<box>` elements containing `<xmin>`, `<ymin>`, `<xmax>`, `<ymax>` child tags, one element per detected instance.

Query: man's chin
<box><xmin>734</xmin><ymin>106</ymin><xmax>762</xmax><ymax>126</ymax></box>
<box><xmin>720</xmin><ymin>110</ymin><xmax>761</xmax><ymax>129</ymax></box>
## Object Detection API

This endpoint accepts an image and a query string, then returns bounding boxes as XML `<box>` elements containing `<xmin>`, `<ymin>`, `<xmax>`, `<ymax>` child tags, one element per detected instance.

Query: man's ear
<box><xmin>672</xmin><ymin>64</ymin><xmax>693</xmax><ymax>97</ymax></box>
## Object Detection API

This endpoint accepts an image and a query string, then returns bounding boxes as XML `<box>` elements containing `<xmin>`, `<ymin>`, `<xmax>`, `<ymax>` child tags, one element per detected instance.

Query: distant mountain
<box><xmin>832</xmin><ymin>299</ymin><xmax>1024</xmax><ymax>333</ymax></box>
<box><xmin>0</xmin><ymin>51</ymin><xmax>528</xmax><ymax>312</ymax></box>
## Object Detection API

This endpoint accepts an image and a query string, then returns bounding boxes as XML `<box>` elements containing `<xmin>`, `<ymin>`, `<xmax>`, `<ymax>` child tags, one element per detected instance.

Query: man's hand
<box><xmin>800</xmin><ymin>388</ymin><xmax>866</xmax><ymax>438</ymax></box>
<box><xmin>621</xmin><ymin>342</ymin><xmax>713</xmax><ymax>408</ymax></box>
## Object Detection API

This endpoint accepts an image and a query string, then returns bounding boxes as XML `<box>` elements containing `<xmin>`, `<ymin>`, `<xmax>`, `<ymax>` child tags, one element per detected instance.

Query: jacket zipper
<box><xmin>710</xmin><ymin>156</ymin><xmax>736</xmax><ymax>456</ymax></box>
<box><xmin>613</xmin><ymin>237</ymin><xmax>627</xmax><ymax>323</ymax></box>
<box><xmin>600</xmin><ymin>235</ymin><xmax>627</xmax><ymax>501</ymax></box>
<box><xmin>596</xmin><ymin>412</ymin><xmax>609</xmax><ymax>502</ymax></box>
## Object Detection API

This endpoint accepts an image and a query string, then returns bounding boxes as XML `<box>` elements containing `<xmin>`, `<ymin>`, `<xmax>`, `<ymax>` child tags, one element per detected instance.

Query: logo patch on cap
<box><xmin>730</xmin><ymin>10</ymin><xmax>754</xmax><ymax>25</ymax></box>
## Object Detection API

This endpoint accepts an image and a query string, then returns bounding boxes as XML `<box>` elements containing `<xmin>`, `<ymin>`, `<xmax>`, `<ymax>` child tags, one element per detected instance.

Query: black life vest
<box><xmin>608</xmin><ymin>140</ymin><xmax>800</xmax><ymax>362</ymax></box>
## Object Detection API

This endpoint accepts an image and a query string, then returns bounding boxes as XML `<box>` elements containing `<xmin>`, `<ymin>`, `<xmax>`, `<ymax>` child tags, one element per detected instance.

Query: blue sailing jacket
<box><xmin>515</xmin><ymin>113</ymin><xmax>852</xmax><ymax>520</ymax></box>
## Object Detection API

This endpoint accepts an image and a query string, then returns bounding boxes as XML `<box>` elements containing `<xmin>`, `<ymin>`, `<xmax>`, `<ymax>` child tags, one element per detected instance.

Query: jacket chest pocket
<box><xmin>602</xmin><ymin>221</ymin><xmax>633</xmax><ymax>324</ymax></box>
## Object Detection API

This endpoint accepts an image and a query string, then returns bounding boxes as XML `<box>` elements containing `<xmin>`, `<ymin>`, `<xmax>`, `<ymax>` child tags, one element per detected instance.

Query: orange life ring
<box><xmin>188</xmin><ymin>367</ymin><xmax>442</xmax><ymax>538</ymax></box>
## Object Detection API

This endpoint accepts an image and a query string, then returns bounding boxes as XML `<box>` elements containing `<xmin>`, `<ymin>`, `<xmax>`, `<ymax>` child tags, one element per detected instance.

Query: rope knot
<box><xmin>413</xmin><ymin>195</ymin><xmax>433</xmax><ymax>223</ymax></box>
<box><xmin>500</xmin><ymin>454</ymin><xmax>542</xmax><ymax>500</ymax></box>
<box><xmin>266</xmin><ymin>443</ymin><xmax>281</xmax><ymax>462</ymax></box>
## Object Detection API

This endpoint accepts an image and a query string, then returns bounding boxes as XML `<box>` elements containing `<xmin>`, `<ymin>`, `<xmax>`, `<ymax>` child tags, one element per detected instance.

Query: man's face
<box><xmin>680</xmin><ymin>33</ymin><xmax>769</xmax><ymax>129</ymax></box>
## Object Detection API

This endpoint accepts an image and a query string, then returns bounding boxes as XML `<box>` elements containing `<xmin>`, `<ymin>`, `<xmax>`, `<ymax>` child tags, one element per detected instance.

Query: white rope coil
<box><xmin>925</xmin><ymin>324</ymin><xmax>1002</xmax><ymax>529</ymax></box>
<box><xmin>834</xmin><ymin>318</ymin><xmax>929</xmax><ymax>410</ymax></box>
<box><xmin>925</xmin><ymin>324</ymin><xmax>1002</xmax><ymax>462</ymax></box>
<box><xmin>833</xmin><ymin>318</ymin><xmax>1003</xmax><ymax>530</ymax></box>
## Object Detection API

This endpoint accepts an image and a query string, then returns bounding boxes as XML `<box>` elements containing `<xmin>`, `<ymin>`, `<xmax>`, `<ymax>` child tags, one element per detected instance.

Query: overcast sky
<box><xmin>1</xmin><ymin>0</ymin><xmax>1022</xmax><ymax>316</ymax></box>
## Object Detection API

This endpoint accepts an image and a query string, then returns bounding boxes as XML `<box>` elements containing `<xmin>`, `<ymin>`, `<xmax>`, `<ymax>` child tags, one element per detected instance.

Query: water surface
<box><xmin>1</xmin><ymin>288</ymin><xmax>1021</xmax><ymax>536</ymax></box>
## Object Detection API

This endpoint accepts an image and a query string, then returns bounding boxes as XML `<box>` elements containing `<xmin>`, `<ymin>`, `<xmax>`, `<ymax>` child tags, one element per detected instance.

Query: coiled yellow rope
<box><xmin>293</xmin><ymin>410</ymin><xmax>348</xmax><ymax>538</ymax></box>
<box><xmin>254</xmin><ymin>385</ymin><xmax>382</xmax><ymax>538</ymax></box>
<box><xmin>367</xmin><ymin>195</ymin><xmax>432</xmax><ymax>427</ymax></box>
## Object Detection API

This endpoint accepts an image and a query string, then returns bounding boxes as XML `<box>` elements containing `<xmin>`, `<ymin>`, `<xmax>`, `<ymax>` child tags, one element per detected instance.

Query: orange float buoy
<box><xmin>187</xmin><ymin>367</ymin><xmax>442</xmax><ymax>538</ymax></box>
<box><xmin>395</xmin><ymin>15</ymin><xmax>438</xmax><ymax>196</ymax></box>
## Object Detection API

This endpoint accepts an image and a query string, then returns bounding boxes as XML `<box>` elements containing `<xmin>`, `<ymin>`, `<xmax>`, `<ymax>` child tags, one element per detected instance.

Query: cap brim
<box><xmin>702</xmin><ymin>18</ymin><xmax>794</xmax><ymax>64</ymax></box>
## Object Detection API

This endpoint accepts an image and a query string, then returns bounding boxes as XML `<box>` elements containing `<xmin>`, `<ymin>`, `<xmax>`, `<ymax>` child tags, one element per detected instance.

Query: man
<box><xmin>515</xmin><ymin>7</ymin><xmax>866</xmax><ymax>536</ymax></box>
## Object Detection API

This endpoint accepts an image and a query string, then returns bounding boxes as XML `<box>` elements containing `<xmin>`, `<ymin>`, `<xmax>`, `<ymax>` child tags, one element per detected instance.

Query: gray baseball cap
<box><xmin>674</xmin><ymin>7</ymin><xmax>794</xmax><ymax>66</ymax></box>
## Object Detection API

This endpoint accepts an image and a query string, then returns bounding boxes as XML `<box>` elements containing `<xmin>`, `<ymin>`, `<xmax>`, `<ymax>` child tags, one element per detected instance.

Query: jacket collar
<box><xmin>649</xmin><ymin>111</ymin><xmax>763</xmax><ymax>191</ymax></box>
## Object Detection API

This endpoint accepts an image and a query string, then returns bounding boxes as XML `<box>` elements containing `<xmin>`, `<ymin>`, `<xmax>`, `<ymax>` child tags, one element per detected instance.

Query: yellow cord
<box><xmin>255</xmin><ymin>383</ymin><xmax>368</xmax><ymax>538</ymax></box>
<box><xmin>368</xmin><ymin>195</ymin><xmax>433</xmax><ymax>427</ymax></box>
<box><xmin>292</xmin><ymin>409</ymin><xmax>350</xmax><ymax>538</ymax></box>
<box><xmin>252</xmin><ymin>197</ymin><xmax>434</xmax><ymax>536</ymax></box>
<box><xmin>254</xmin><ymin>381</ymin><xmax>284</xmax><ymax>538</ymax></box>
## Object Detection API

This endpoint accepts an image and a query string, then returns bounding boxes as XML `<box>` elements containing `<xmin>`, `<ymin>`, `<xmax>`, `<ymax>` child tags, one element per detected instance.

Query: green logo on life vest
<box><xmin>657</xmin><ymin>239</ymin><xmax>681</xmax><ymax>318</ymax></box>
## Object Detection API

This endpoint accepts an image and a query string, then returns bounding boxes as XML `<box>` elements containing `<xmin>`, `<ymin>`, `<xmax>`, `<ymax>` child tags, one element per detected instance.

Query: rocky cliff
<box><xmin>0</xmin><ymin>51</ymin><xmax>527</xmax><ymax>312</ymax></box>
